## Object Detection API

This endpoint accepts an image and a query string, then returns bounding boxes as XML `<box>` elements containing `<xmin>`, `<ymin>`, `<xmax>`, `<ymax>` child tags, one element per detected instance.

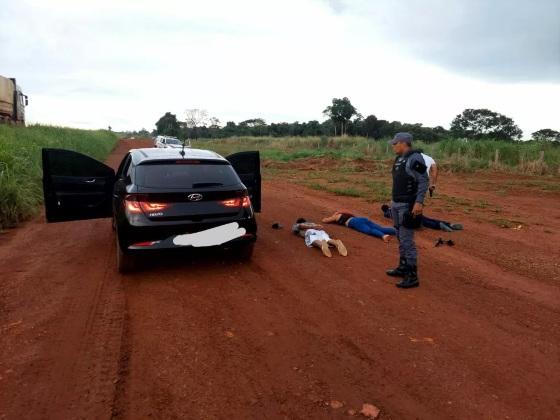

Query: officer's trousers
<box><xmin>391</xmin><ymin>202</ymin><xmax>418</xmax><ymax>266</ymax></box>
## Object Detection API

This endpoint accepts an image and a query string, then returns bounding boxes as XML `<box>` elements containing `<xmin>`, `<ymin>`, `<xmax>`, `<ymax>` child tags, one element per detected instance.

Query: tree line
<box><xmin>144</xmin><ymin>98</ymin><xmax>559</xmax><ymax>143</ymax></box>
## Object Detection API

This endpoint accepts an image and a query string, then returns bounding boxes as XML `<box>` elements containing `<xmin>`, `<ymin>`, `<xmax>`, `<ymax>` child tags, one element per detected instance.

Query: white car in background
<box><xmin>154</xmin><ymin>136</ymin><xmax>190</xmax><ymax>149</ymax></box>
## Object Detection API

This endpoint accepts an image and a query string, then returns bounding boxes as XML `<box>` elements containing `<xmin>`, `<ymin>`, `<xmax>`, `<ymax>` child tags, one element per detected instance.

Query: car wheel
<box><xmin>233</xmin><ymin>243</ymin><xmax>254</xmax><ymax>261</ymax></box>
<box><xmin>116</xmin><ymin>233</ymin><xmax>136</xmax><ymax>273</ymax></box>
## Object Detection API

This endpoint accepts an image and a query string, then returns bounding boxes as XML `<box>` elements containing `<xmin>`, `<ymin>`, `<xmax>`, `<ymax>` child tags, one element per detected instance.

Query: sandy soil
<box><xmin>1</xmin><ymin>139</ymin><xmax>559</xmax><ymax>419</ymax></box>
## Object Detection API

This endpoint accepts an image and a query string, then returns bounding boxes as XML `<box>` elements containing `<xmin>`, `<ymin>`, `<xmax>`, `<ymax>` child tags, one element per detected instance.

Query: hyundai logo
<box><xmin>188</xmin><ymin>193</ymin><xmax>203</xmax><ymax>201</ymax></box>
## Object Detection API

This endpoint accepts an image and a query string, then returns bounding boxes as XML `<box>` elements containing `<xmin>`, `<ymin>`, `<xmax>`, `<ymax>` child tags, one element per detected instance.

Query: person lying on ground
<box><xmin>381</xmin><ymin>204</ymin><xmax>463</xmax><ymax>232</ymax></box>
<box><xmin>292</xmin><ymin>218</ymin><xmax>348</xmax><ymax>258</ymax></box>
<box><xmin>321</xmin><ymin>211</ymin><xmax>396</xmax><ymax>243</ymax></box>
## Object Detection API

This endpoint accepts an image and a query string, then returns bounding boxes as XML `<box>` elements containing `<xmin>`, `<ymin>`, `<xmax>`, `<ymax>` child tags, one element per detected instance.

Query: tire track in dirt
<box><xmin>110</xmin><ymin>310</ymin><xmax>132</xmax><ymax>419</ymax></box>
<box><xmin>0</xmin><ymin>152</ymin><xmax>129</xmax><ymax>419</ymax></box>
<box><xmin>63</xmin><ymin>241</ymin><xmax>127</xmax><ymax>419</ymax></box>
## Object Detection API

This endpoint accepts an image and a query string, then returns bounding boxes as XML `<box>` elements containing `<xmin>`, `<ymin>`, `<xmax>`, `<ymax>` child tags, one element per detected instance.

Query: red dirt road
<box><xmin>1</xmin><ymin>140</ymin><xmax>559</xmax><ymax>419</ymax></box>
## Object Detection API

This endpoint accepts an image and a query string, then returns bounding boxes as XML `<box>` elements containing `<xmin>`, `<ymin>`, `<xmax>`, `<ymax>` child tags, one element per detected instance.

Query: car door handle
<box><xmin>84</xmin><ymin>178</ymin><xmax>96</xmax><ymax>183</ymax></box>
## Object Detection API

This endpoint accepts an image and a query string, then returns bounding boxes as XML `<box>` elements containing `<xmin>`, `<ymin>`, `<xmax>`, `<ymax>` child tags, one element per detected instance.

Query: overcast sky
<box><xmin>1</xmin><ymin>0</ymin><xmax>559</xmax><ymax>137</ymax></box>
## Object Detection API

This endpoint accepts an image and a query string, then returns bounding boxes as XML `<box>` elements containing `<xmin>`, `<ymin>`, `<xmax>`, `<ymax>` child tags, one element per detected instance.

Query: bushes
<box><xmin>193</xmin><ymin>136</ymin><xmax>560</xmax><ymax>175</ymax></box>
<box><xmin>0</xmin><ymin>125</ymin><xmax>117</xmax><ymax>229</ymax></box>
<box><xmin>431</xmin><ymin>139</ymin><xmax>560</xmax><ymax>173</ymax></box>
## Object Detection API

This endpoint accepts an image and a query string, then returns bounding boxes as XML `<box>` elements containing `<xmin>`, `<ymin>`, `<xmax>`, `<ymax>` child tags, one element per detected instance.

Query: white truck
<box><xmin>154</xmin><ymin>135</ymin><xmax>190</xmax><ymax>149</ymax></box>
<box><xmin>0</xmin><ymin>76</ymin><xmax>28</xmax><ymax>125</ymax></box>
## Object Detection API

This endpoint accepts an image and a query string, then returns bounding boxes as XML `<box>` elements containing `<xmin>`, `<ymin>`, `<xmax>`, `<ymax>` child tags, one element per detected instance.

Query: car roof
<box><xmin>129</xmin><ymin>148</ymin><xmax>227</xmax><ymax>165</ymax></box>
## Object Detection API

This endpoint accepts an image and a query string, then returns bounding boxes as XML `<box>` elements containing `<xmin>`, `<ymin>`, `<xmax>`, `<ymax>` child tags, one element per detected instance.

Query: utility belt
<box><xmin>392</xmin><ymin>194</ymin><xmax>416</xmax><ymax>204</ymax></box>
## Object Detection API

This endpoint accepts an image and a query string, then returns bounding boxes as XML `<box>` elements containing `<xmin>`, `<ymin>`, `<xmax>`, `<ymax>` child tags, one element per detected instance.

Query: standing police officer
<box><xmin>386</xmin><ymin>132</ymin><xmax>429</xmax><ymax>288</ymax></box>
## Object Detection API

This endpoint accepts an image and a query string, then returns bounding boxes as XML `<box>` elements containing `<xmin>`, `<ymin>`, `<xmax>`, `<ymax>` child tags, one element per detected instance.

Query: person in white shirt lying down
<box><xmin>291</xmin><ymin>218</ymin><xmax>348</xmax><ymax>258</ymax></box>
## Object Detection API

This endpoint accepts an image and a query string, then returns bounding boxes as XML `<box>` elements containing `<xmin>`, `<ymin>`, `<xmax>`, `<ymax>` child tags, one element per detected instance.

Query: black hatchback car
<box><xmin>42</xmin><ymin>147</ymin><xmax>261</xmax><ymax>272</ymax></box>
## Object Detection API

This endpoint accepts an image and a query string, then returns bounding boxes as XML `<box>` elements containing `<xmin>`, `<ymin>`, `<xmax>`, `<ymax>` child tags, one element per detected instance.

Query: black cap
<box><xmin>389</xmin><ymin>132</ymin><xmax>413</xmax><ymax>145</ymax></box>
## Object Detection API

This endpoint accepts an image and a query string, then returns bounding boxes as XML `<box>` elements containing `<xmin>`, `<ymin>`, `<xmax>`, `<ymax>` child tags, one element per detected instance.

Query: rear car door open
<box><xmin>226</xmin><ymin>151</ymin><xmax>261</xmax><ymax>212</ymax></box>
<box><xmin>42</xmin><ymin>148</ymin><xmax>115</xmax><ymax>222</ymax></box>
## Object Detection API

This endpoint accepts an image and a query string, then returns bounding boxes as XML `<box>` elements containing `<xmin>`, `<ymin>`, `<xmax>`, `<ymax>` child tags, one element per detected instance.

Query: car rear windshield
<box><xmin>165</xmin><ymin>139</ymin><xmax>180</xmax><ymax>144</ymax></box>
<box><xmin>135</xmin><ymin>161</ymin><xmax>240</xmax><ymax>188</ymax></box>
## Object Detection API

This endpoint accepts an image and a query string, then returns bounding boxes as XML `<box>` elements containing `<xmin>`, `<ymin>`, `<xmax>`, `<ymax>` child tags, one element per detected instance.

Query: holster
<box><xmin>402</xmin><ymin>204</ymin><xmax>423</xmax><ymax>229</ymax></box>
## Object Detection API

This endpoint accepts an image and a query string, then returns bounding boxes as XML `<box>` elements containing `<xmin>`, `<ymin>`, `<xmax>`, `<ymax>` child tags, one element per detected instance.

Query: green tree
<box><xmin>531</xmin><ymin>128</ymin><xmax>560</xmax><ymax>142</ymax></box>
<box><xmin>222</xmin><ymin>121</ymin><xmax>238</xmax><ymax>137</ymax></box>
<box><xmin>302</xmin><ymin>120</ymin><xmax>322</xmax><ymax>136</ymax></box>
<box><xmin>323</xmin><ymin>97</ymin><xmax>358</xmax><ymax>136</ymax></box>
<box><xmin>450</xmin><ymin>108</ymin><xmax>522</xmax><ymax>141</ymax></box>
<box><xmin>239</xmin><ymin>118</ymin><xmax>266</xmax><ymax>128</ymax></box>
<box><xmin>239</xmin><ymin>118</ymin><xmax>268</xmax><ymax>136</ymax></box>
<box><xmin>155</xmin><ymin>112</ymin><xmax>180</xmax><ymax>136</ymax></box>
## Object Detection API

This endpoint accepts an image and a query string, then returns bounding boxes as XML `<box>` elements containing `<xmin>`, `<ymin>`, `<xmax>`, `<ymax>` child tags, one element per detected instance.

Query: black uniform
<box><xmin>387</xmin><ymin>149</ymin><xmax>429</xmax><ymax>288</ymax></box>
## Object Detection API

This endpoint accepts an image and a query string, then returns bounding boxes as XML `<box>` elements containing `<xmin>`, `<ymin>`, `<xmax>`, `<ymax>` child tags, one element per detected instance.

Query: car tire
<box><xmin>233</xmin><ymin>242</ymin><xmax>254</xmax><ymax>261</ymax></box>
<box><xmin>116</xmin><ymin>233</ymin><xmax>136</xmax><ymax>273</ymax></box>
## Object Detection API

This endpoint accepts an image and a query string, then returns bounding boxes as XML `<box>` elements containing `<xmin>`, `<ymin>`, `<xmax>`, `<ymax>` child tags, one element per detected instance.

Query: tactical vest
<box><xmin>392</xmin><ymin>150</ymin><xmax>420</xmax><ymax>203</ymax></box>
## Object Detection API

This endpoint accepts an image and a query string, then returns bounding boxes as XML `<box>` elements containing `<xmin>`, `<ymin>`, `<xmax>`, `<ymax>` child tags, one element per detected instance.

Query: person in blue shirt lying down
<box><xmin>381</xmin><ymin>204</ymin><xmax>463</xmax><ymax>232</ymax></box>
<box><xmin>322</xmin><ymin>210</ymin><xmax>396</xmax><ymax>242</ymax></box>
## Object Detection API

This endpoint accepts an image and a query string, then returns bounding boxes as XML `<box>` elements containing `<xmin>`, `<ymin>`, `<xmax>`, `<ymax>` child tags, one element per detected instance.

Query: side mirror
<box><xmin>25</xmin><ymin>96</ymin><xmax>29</xmax><ymax>106</ymax></box>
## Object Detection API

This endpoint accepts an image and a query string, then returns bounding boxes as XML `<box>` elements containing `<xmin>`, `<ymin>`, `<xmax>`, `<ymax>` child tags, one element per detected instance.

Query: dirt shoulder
<box><xmin>1</xmin><ymin>140</ymin><xmax>559</xmax><ymax>419</ymax></box>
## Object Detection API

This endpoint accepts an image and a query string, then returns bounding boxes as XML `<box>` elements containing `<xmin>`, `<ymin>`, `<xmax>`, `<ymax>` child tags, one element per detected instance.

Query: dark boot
<box><xmin>396</xmin><ymin>265</ymin><xmax>420</xmax><ymax>288</ymax></box>
<box><xmin>386</xmin><ymin>258</ymin><xmax>408</xmax><ymax>277</ymax></box>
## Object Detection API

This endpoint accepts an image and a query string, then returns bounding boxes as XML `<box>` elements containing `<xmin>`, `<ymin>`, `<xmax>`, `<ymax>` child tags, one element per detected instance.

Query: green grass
<box><xmin>0</xmin><ymin>124</ymin><xmax>117</xmax><ymax>229</ymax></box>
<box><xmin>299</xmin><ymin>177</ymin><xmax>392</xmax><ymax>202</ymax></box>
<box><xmin>541</xmin><ymin>183</ymin><xmax>560</xmax><ymax>192</ymax></box>
<box><xmin>306</xmin><ymin>182</ymin><xmax>364</xmax><ymax>198</ymax></box>
<box><xmin>360</xmin><ymin>180</ymin><xmax>392</xmax><ymax>202</ymax></box>
<box><xmin>192</xmin><ymin>136</ymin><xmax>560</xmax><ymax>174</ymax></box>
<box><xmin>435</xmin><ymin>138</ymin><xmax>560</xmax><ymax>173</ymax></box>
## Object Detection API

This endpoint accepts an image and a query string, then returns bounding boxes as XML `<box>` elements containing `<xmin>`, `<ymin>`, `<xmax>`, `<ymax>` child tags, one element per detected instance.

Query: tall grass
<box><xmin>433</xmin><ymin>138</ymin><xmax>559</xmax><ymax>174</ymax></box>
<box><xmin>0</xmin><ymin>124</ymin><xmax>117</xmax><ymax>229</ymax></box>
<box><xmin>192</xmin><ymin>136</ymin><xmax>560</xmax><ymax>174</ymax></box>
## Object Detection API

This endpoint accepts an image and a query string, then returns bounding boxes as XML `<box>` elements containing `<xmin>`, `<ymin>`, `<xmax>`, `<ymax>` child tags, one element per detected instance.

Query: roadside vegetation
<box><xmin>0</xmin><ymin>124</ymin><xmax>117</xmax><ymax>229</ymax></box>
<box><xmin>192</xmin><ymin>136</ymin><xmax>560</xmax><ymax>175</ymax></box>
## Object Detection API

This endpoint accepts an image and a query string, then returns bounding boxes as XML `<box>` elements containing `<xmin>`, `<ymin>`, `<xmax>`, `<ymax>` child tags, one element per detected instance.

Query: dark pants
<box><xmin>422</xmin><ymin>215</ymin><xmax>450</xmax><ymax>230</ymax></box>
<box><xmin>347</xmin><ymin>217</ymin><xmax>396</xmax><ymax>239</ymax></box>
<box><xmin>384</xmin><ymin>207</ymin><xmax>449</xmax><ymax>231</ymax></box>
<box><xmin>391</xmin><ymin>202</ymin><xmax>417</xmax><ymax>266</ymax></box>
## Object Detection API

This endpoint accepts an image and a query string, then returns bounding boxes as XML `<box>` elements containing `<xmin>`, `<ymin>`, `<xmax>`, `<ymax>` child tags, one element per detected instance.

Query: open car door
<box><xmin>226</xmin><ymin>151</ymin><xmax>261</xmax><ymax>212</ymax></box>
<box><xmin>42</xmin><ymin>148</ymin><xmax>116</xmax><ymax>222</ymax></box>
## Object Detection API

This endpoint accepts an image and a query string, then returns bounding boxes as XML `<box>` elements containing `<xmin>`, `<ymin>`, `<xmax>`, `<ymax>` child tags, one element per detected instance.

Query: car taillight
<box><xmin>141</xmin><ymin>202</ymin><xmax>169</xmax><ymax>211</ymax></box>
<box><xmin>125</xmin><ymin>197</ymin><xmax>170</xmax><ymax>214</ymax></box>
<box><xmin>221</xmin><ymin>196</ymin><xmax>251</xmax><ymax>208</ymax></box>
<box><xmin>125</xmin><ymin>199</ymin><xmax>142</xmax><ymax>214</ymax></box>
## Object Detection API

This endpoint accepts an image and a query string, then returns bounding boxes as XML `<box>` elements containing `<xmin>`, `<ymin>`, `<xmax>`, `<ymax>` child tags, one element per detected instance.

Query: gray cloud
<box><xmin>325</xmin><ymin>0</ymin><xmax>560</xmax><ymax>82</ymax></box>
<box><xmin>324</xmin><ymin>0</ymin><xmax>347</xmax><ymax>14</ymax></box>
<box><xmin>2</xmin><ymin>0</ymin><xmax>558</xmax><ymax>133</ymax></box>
